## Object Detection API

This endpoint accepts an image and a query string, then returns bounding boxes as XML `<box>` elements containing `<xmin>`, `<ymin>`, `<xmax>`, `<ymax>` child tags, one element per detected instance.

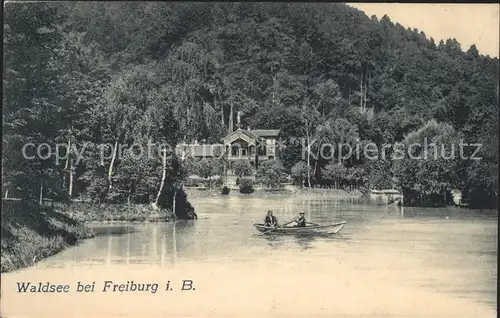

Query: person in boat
<box><xmin>264</xmin><ymin>210</ymin><xmax>278</xmax><ymax>228</ymax></box>
<box><xmin>295</xmin><ymin>212</ymin><xmax>306</xmax><ymax>227</ymax></box>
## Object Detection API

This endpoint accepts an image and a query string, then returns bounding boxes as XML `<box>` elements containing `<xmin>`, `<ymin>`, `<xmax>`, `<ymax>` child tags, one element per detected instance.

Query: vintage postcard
<box><xmin>2</xmin><ymin>2</ymin><xmax>498</xmax><ymax>317</ymax></box>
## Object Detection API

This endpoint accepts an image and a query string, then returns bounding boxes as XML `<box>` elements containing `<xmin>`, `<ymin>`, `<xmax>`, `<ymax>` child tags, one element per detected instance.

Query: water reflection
<box><xmin>60</xmin><ymin>220</ymin><xmax>200</xmax><ymax>266</ymax></box>
<box><xmin>90</xmin><ymin>225</ymin><xmax>137</xmax><ymax>236</ymax></box>
<box><xmin>34</xmin><ymin>194</ymin><xmax>497</xmax><ymax>309</ymax></box>
<box><xmin>257</xmin><ymin>231</ymin><xmax>346</xmax><ymax>251</ymax></box>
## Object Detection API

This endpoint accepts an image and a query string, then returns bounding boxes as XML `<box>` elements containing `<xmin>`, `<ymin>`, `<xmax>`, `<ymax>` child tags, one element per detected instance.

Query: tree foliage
<box><xmin>3</xmin><ymin>2</ymin><xmax>498</xmax><ymax>208</ymax></box>
<box><xmin>256</xmin><ymin>161</ymin><xmax>288</xmax><ymax>188</ymax></box>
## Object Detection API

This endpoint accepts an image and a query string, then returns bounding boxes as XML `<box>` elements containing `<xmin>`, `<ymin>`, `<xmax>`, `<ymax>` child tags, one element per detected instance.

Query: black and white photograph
<box><xmin>2</xmin><ymin>2</ymin><xmax>498</xmax><ymax>317</ymax></box>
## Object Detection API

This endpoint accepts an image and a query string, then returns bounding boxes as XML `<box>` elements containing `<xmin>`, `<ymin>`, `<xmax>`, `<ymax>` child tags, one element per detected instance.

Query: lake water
<box><xmin>1</xmin><ymin>194</ymin><xmax>497</xmax><ymax>317</ymax></box>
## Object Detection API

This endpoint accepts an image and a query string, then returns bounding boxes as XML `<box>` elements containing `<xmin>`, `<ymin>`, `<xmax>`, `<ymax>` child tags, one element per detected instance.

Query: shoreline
<box><xmin>3</xmin><ymin>189</ymin><xmax>490</xmax><ymax>273</ymax></box>
<box><xmin>52</xmin><ymin>202</ymin><xmax>174</xmax><ymax>223</ymax></box>
<box><xmin>184</xmin><ymin>187</ymin><xmax>366</xmax><ymax>198</ymax></box>
<box><xmin>0</xmin><ymin>190</ymin><xmax>362</xmax><ymax>273</ymax></box>
<box><xmin>1</xmin><ymin>201</ymin><xmax>95</xmax><ymax>273</ymax></box>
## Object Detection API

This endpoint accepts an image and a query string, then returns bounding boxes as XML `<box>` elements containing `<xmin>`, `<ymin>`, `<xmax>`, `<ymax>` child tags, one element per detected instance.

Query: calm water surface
<box><xmin>2</xmin><ymin>194</ymin><xmax>497</xmax><ymax>317</ymax></box>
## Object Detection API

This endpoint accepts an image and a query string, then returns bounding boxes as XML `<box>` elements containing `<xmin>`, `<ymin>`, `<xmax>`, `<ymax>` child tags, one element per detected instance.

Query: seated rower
<box><xmin>295</xmin><ymin>212</ymin><xmax>306</xmax><ymax>227</ymax></box>
<box><xmin>264</xmin><ymin>210</ymin><xmax>278</xmax><ymax>228</ymax></box>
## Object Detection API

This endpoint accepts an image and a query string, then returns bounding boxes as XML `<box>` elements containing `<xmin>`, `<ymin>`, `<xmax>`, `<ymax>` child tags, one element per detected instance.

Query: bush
<box><xmin>291</xmin><ymin>161</ymin><xmax>311</xmax><ymax>187</ymax></box>
<box><xmin>211</xmin><ymin>178</ymin><xmax>223</xmax><ymax>188</ymax></box>
<box><xmin>233</xmin><ymin>160</ymin><xmax>254</xmax><ymax>179</ymax></box>
<box><xmin>256</xmin><ymin>160</ymin><xmax>288</xmax><ymax>188</ymax></box>
<box><xmin>239</xmin><ymin>179</ymin><xmax>254</xmax><ymax>194</ymax></box>
<box><xmin>221</xmin><ymin>186</ymin><xmax>230</xmax><ymax>195</ymax></box>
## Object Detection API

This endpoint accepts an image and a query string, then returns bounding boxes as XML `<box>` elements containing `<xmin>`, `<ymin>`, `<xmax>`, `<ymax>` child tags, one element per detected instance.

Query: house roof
<box><xmin>239</xmin><ymin>129</ymin><xmax>259</xmax><ymax>139</ymax></box>
<box><xmin>221</xmin><ymin>128</ymin><xmax>280</xmax><ymax>142</ymax></box>
<box><xmin>221</xmin><ymin>128</ymin><xmax>259</xmax><ymax>143</ymax></box>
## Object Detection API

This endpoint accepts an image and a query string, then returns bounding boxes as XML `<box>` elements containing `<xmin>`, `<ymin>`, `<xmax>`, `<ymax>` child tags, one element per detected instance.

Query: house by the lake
<box><xmin>176</xmin><ymin>127</ymin><xmax>281</xmax><ymax>168</ymax></box>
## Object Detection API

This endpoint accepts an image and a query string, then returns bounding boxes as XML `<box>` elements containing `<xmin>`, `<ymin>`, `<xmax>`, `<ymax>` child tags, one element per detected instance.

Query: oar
<box><xmin>258</xmin><ymin>226</ymin><xmax>278</xmax><ymax>235</ymax></box>
<box><xmin>305</xmin><ymin>221</ymin><xmax>320</xmax><ymax>226</ymax></box>
<box><xmin>258</xmin><ymin>219</ymin><xmax>295</xmax><ymax>235</ymax></box>
<box><xmin>279</xmin><ymin>219</ymin><xmax>296</xmax><ymax>228</ymax></box>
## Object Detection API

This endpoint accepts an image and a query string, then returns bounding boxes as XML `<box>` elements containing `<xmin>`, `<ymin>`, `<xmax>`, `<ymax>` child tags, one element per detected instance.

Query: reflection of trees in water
<box><xmin>151</xmin><ymin>225</ymin><xmax>157</xmax><ymax>265</ymax></box>
<box><xmin>106</xmin><ymin>234</ymin><xmax>112</xmax><ymax>265</ymax></box>
<box><xmin>100</xmin><ymin>221</ymin><xmax>197</xmax><ymax>266</ymax></box>
<box><xmin>262</xmin><ymin>233</ymin><xmax>318</xmax><ymax>250</ymax></box>
<box><xmin>126</xmin><ymin>231</ymin><xmax>130</xmax><ymax>265</ymax></box>
<box><xmin>161</xmin><ymin>220</ymin><xmax>196</xmax><ymax>266</ymax></box>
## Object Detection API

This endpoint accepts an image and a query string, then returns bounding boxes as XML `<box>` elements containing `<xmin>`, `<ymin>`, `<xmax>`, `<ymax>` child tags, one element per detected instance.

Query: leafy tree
<box><xmin>290</xmin><ymin>161</ymin><xmax>311</xmax><ymax>187</ymax></box>
<box><xmin>3</xmin><ymin>2</ymin><xmax>498</xmax><ymax>209</ymax></box>
<box><xmin>321</xmin><ymin>164</ymin><xmax>347</xmax><ymax>189</ymax></box>
<box><xmin>393</xmin><ymin>120</ymin><xmax>463</xmax><ymax>206</ymax></box>
<box><xmin>198</xmin><ymin>158</ymin><xmax>223</xmax><ymax>185</ymax></box>
<box><xmin>256</xmin><ymin>160</ymin><xmax>288</xmax><ymax>188</ymax></box>
<box><xmin>239</xmin><ymin>178</ymin><xmax>255</xmax><ymax>194</ymax></box>
<box><xmin>232</xmin><ymin>160</ymin><xmax>254</xmax><ymax>178</ymax></box>
<box><xmin>366</xmin><ymin>160</ymin><xmax>393</xmax><ymax>190</ymax></box>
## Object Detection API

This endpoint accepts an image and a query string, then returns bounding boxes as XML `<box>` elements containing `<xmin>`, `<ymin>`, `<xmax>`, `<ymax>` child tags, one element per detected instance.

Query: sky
<box><xmin>348</xmin><ymin>3</ymin><xmax>499</xmax><ymax>58</ymax></box>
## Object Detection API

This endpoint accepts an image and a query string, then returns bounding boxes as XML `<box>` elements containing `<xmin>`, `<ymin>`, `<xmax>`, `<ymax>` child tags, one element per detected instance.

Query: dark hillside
<box><xmin>3</xmin><ymin>2</ymin><xmax>498</xmax><ymax>208</ymax></box>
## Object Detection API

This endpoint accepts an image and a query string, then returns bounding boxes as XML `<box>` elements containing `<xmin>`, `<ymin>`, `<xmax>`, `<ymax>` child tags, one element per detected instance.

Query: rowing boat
<box><xmin>253</xmin><ymin>221</ymin><xmax>347</xmax><ymax>235</ymax></box>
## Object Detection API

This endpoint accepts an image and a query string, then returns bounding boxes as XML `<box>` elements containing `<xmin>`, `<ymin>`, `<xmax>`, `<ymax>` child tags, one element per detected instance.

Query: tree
<box><xmin>3</xmin><ymin>2</ymin><xmax>69</xmax><ymax>201</ymax></box>
<box><xmin>393</xmin><ymin>120</ymin><xmax>463</xmax><ymax>206</ymax></box>
<box><xmin>331</xmin><ymin>118</ymin><xmax>359</xmax><ymax>165</ymax></box>
<box><xmin>256</xmin><ymin>160</ymin><xmax>288</xmax><ymax>188</ymax></box>
<box><xmin>321</xmin><ymin>164</ymin><xmax>347</xmax><ymax>189</ymax></box>
<box><xmin>239</xmin><ymin>178</ymin><xmax>255</xmax><ymax>194</ymax></box>
<box><xmin>3</xmin><ymin>2</ymin><xmax>497</xmax><ymax>210</ymax></box>
<box><xmin>183</xmin><ymin>158</ymin><xmax>201</xmax><ymax>176</ymax></box>
<box><xmin>198</xmin><ymin>158</ymin><xmax>223</xmax><ymax>186</ymax></box>
<box><xmin>300</xmin><ymin>100</ymin><xmax>321</xmax><ymax>188</ymax></box>
<box><xmin>363</xmin><ymin>159</ymin><xmax>390</xmax><ymax>190</ymax></box>
<box><xmin>232</xmin><ymin>160</ymin><xmax>254</xmax><ymax>178</ymax></box>
<box><xmin>290</xmin><ymin>161</ymin><xmax>310</xmax><ymax>187</ymax></box>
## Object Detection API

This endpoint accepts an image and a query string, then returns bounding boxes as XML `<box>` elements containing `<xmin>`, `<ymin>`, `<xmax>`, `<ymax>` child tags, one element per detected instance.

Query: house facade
<box><xmin>176</xmin><ymin>127</ymin><xmax>280</xmax><ymax>167</ymax></box>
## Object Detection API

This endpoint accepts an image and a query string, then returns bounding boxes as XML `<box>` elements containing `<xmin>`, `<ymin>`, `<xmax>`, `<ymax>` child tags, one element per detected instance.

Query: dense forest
<box><xmin>3</xmin><ymin>2</ymin><xmax>498</xmax><ymax>209</ymax></box>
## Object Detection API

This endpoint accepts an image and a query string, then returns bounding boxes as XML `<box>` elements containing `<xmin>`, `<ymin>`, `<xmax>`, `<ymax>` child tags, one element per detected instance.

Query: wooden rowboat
<box><xmin>253</xmin><ymin>221</ymin><xmax>347</xmax><ymax>235</ymax></box>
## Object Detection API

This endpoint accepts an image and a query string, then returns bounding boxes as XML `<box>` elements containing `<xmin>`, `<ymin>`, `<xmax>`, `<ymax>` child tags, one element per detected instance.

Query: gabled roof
<box><xmin>221</xmin><ymin>128</ymin><xmax>259</xmax><ymax>143</ymax></box>
<box><xmin>221</xmin><ymin>128</ymin><xmax>280</xmax><ymax>142</ymax></box>
<box><xmin>239</xmin><ymin>129</ymin><xmax>259</xmax><ymax>139</ymax></box>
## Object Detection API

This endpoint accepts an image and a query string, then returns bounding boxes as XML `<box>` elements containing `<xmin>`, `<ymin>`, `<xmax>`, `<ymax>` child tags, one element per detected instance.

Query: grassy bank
<box><xmin>53</xmin><ymin>202</ymin><xmax>175</xmax><ymax>223</ymax></box>
<box><xmin>1</xmin><ymin>200</ymin><xmax>95</xmax><ymax>273</ymax></box>
<box><xmin>185</xmin><ymin>186</ymin><xmax>365</xmax><ymax>198</ymax></box>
